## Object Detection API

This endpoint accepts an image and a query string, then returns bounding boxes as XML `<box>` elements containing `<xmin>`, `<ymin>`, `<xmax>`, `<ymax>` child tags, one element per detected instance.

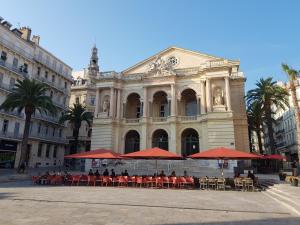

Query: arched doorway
<box><xmin>152</xmin><ymin>91</ymin><xmax>169</xmax><ymax>117</ymax></box>
<box><xmin>181</xmin><ymin>128</ymin><xmax>199</xmax><ymax>156</ymax></box>
<box><xmin>125</xmin><ymin>93</ymin><xmax>141</xmax><ymax>118</ymax></box>
<box><xmin>180</xmin><ymin>89</ymin><xmax>197</xmax><ymax>116</ymax></box>
<box><xmin>124</xmin><ymin>130</ymin><xmax>140</xmax><ymax>153</ymax></box>
<box><xmin>152</xmin><ymin>129</ymin><xmax>168</xmax><ymax>150</ymax></box>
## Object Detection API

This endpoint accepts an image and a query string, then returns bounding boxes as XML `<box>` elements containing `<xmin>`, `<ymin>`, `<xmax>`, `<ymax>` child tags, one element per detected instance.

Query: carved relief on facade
<box><xmin>212</xmin><ymin>86</ymin><xmax>226</xmax><ymax>112</ymax></box>
<box><xmin>146</xmin><ymin>56</ymin><xmax>176</xmax><ymax>77</ymax></box>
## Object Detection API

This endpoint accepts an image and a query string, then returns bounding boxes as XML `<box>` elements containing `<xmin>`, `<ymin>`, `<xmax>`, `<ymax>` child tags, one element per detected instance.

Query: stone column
<box><xmin>95</xmin><ymin>88</ymin><xmax>100</xmax><ymax>117</ymax></box>
<box><xmin>143</xmin><ymin>87</ymin><xmax>148</xmax><ymax>117</ymax></box>
<box><xmin>200</xmin><ymin>81</ymin><xmax>206</xmax><ymax>114</ymax></box>
<box><xmin>197</xmin><ymin>95</ymin><xmax>201</xmax><ymax>115</ymax></box>
<box><xmin>116</xmin><ymin>89</ymin><xmax>121</xmax><ymax>119</ymax></box>
<box><xmin>206</xmin><ymin>79</ymin><xmax>212</xmax><ymax>112</ymax></box>
<box><xmin>225</xmin><ymin>76</ymin><xmax>231</xmax><ymax>111</ymax></box>
<box><xmin>171</xmin><ymin>84</ymin><xmax>176</xmax><ymax>116</ymax></box>
<box><xmin>109</xmin><ymin>87</ymin><xmax>114</xmax><ymax>118</ymax></box>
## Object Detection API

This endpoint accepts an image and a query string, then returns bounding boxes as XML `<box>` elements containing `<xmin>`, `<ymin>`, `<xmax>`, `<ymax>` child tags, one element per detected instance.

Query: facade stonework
<box><xmin>0</xmin><ymin>18</ymin><xmax>72</xmax><ymax>168</ymax></box>
<box><xmin>90</xmin><ymin>47</ymin><xmax>249</xmax><ymax>157</ymax></box>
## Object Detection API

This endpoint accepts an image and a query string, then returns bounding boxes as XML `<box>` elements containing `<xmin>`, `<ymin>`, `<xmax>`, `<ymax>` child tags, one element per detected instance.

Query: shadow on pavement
<box><xmin>0</xmin><ymin>192</ymin><xmax>15</xmax><ymax>200</ymax></box>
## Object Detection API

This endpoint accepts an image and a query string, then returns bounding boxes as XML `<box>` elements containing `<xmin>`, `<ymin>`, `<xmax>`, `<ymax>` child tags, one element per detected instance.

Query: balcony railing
<box><xmin>34</xmin><ymin>75</ymin><xmax>68</xmax><ymax>94</ymax></box>
<box><xmin>179</xmin><ymin>116</ymin><xmax>197</xmax><ymax>121</ymax></box>
<box><xmin>0</xmin><ymin>82</ymin><xmax>14</xmax><ymax>92</ymax></box>
<box><xmin>125</xmin><ymin>118</ymin><xmax>140</xmax><ymax>123</ymax></box>
<box><xmin>152</xmin><ymin>117</ymin><xmax>168</xmax><ymax>122</ymax></box>
<box><xmin>0</xmin><ymin>59</ymin><xmax>29</xmax><ymax>78</ymax></box>
<box><xmin>30</xmin><ymin>132</ymin><xmax>68</xmax><ymax>144</ymax></box>
<box><xmin>0</xmin><ymin>36</ymin><xmax>34</xmax><ymax>60</ymax></box>
<box><xmin>34</xmin><ymin>55</ymin><xmax>72</xmax><ymax>80</ymax></box>
<box><xmin>0</xmin><ymin>131</ymin><xmax>22</xmax><ymax>140</ymax></box>
<box><xmin>0</xmin><ymin>109</ymin><xmax>24</xmax><ymax>118</ymax></box>
<box><xmin>32</xmin><ymin>113</ymin><xmax>60</xmax><ymax>124</ymax></box>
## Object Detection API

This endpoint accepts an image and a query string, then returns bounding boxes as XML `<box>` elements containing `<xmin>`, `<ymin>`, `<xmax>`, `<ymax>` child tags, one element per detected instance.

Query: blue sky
<box><xmin>1</xmin><ymin>0</ymin><xmax>299</xmax><ymax>90</ymax></box>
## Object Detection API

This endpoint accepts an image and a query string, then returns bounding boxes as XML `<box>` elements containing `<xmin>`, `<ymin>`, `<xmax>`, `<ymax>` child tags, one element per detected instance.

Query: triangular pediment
<box><xmin>122</xmin><ymin>46</ymin><xmax>236</xmax><ymax>75</ymax></box>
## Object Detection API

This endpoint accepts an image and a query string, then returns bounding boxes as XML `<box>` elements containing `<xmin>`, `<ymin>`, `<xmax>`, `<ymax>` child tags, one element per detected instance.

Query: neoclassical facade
<box><xmin>91</xmin><ymin>46</ymin><xmax>249</xmax><ymax>156</ymax></box>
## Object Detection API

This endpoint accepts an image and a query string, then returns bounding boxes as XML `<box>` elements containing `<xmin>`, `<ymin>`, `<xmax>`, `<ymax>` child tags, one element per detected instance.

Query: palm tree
<box><xmin>247</xmin><ymin>101</ymin><xmax>264</xmax><ymax>154</ymax></box>
<box><xmin>0</xmin><ymin>78</ymin><xmax>57</xmax><ymax>169</ymax></box>
<box><xmin>282</xmin><ymin>64</ymin><xmax>300</xmax><ymax>160</ymax></box>
<box><xmin>60</xmin><ymin>103</ymin><xmax>93</xmax><ymax>154</ymax></box>
<box><xmin>246</xmin><ymin>77</ymin><xmax>289</xmax><ymax>154</ymax></box>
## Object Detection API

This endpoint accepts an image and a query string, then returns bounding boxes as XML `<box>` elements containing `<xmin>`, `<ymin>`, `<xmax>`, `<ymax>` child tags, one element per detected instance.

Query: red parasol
<box><xmin>64</xmin><ymin>149</ymin><xmax>122</xmax><ymax>159</ymax></box>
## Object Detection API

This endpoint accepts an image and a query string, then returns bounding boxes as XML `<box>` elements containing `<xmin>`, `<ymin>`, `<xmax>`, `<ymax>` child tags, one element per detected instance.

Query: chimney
<box><xmin>19</xmin><ymin>27</ymin><xmax>31</xmax><ymax>41</ymax></box>
<box><xmin>32</xmin><ymin>35</ymin><xmax>40</xmax><ymax>45</ymax></box>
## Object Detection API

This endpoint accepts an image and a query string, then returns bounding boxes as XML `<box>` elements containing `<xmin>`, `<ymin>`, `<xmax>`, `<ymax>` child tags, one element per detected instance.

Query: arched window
<box><xmin>125</xmin><ymin>130</ymin><xmax>140</xmax><ymax>153</ymax></box>
<box><xmin>181</xmin><ymin>128</ymin><xmax>199</xmax><ymax>156</ymax></box>
<box><xmin>152</xmin><ymin>129</ymin><xmax>169</xmax><ymax>150</ymax></box>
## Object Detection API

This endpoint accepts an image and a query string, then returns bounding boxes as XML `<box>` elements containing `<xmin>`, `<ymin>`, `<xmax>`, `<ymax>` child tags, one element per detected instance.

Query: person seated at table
<box><xmin>111</xmin><ymin>169</ymin><xmax>116</xmax><ymax>177</ymax></box>
<box><xmin>184</xmin><ymin>170</ymin><xmax>188</xmax><ymax>177</ymax></box>
<box><xmin>88</xmin><ymin>169</ymin><xmax>94</xmax><ymax>176</ymax></box>
<box><xmin>123</xmin><ymin>170</ymin><xmax>129</xmax><ymax>176</ymax></box>
<box><xmin>170</xmin><ymin>171</ymin><xmax>176</xmax><ymax>177</ymax></box>
<box><xmin>103</xmin><ymin>168</ymin><xmax>109</xmax><ymax>176</ymax></box>
<box><xmin>94</xmin><ymin>170</ymin><xmax>100</xmax><ymax>177</ymax></box>
<box><xmin>159</xmin><ymin>170</ymin><xmax>166</xmax><ymax>177</ymax></box>
<box><xmin>234</xmin><ymin>172</ymin><xmax>240</xmax><ymax>178</ymax></box>
<box><xmin>57</xmin><ymin>170</ymin><xmax>62</xmax><ymax>176</ymax></box>
<box><xmin>247</xmin><ymin>171</ymin><xmax>256</xmax><ymax>181</ymax></box>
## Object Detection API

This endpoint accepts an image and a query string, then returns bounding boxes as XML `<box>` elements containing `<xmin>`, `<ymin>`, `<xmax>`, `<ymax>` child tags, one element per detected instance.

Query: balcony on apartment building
<box><xmin>0</xmin><ymin>130</ymin><xmax>23</xmax><ymax>140</ymax></box>
<box><xmin>0</xmin><ymin>59</ymin><xmax>29</xmax><ymax>79</ymax></box>
<box><xmin>0</xmin><ymin>109</ymin><xmax>24</xmax><ymax>118</ymax></box>
<box><xmin>34</xmin><ymin>74</ymin><xmax>69</xmax><ymax>95</ymax></box>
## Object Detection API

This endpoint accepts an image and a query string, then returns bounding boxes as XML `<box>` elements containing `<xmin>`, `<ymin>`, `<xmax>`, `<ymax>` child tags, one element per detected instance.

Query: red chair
<box><xmin>95</xmin><ymin>176</ymin><xmax>103</xmax><ymax>186</ymax></box>
<box><xmin>186</xmin><ymin>176</ymin><xmax>195</xmax><ymax>189</ymax></box>
<box><xmin>169</xmin><ymin>177</ymin><xmax>177</xmax><ymax>188</ymax></box>
<box><xmin>52</xmin><ymin>176</ymin><xmax>63</xmax><ymax>185</ymax></box>
<box><xmin>178</xmin><ymin>177</ymin><xmax>187</xmax><ymax>189</ymax></box>
<box><xmin>163</xmin><ymin>177</ymin><xmax>171</xmax><ymax>188</ymax></box>
<box><xmin>78</xmin><ymin>175</ymin><xmax>89</xmax><ymax>186</ymax></box>
<box><xmin>88</xmin><ymin>176</ymin><xmax>96</xmax><ymax>186</ymax></box>
<box><xmin>118</xmin><ymin>176</ymin><xmax>128</xmax><ymax>187</ymax></box>
<box><xmin>102</xmin><ymin>176</ymin><xmax>111</xmax><ymax>186</ymax></box>
<box><xmin>144</xmin><ymin>177</ymin><xmax>154</xmax><ymax>188</ymax></box>
<box><xmin>136</xmin><ymin>177</ymin><xmax>143</xmax><ymax>188</ymax></box>
<box><xmin>155</xmin><ymin>177</ymin><xmax>164</xmax><ymax>188</ymax></box>
<box><xmin>32</xmin><ymin>176</ymin><xmax>38</xmax><ymax>184</ymax></box>
<box><xmin>127</xmin><ymin>176</ymin><xmax>136</xmax><ymax>187</ymax></box>
<box><xmin>71</xmin><ymin>175</ymin><xmax>81</xmax><ymax>186</ymax></box>
<box><xmin>64</xmin><ymin>175</ymin><xmax>73</xmax><ymax>185</ymax></box>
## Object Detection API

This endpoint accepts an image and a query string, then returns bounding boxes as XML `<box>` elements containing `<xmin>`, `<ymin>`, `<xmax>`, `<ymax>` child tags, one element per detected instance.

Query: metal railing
<box><xmin>179</xmin><ymin>116</ymin><xmax>197</xmax><ymax>121</ymax></box>
<box><xmin>29</xmin><ymin>132</ymin><xmax>68</xmax><ymax>144</ymax></box>
<box><xmin>32</xmin><ymin>113</ymin><xmax>60</xmax><ymax>124</ymax></box>
<box><xmin>151</xmin><ymin>117</ymin><xmax>168</xmax><ymax>122</ymax></box>
<box><xmin>0</xmin><ymin>59</ymin><xmax>29</xmax><ymax>78</ymax></box>
<box><xmin>0</xmin><ymin>36</ymin><xmax>34</xmax><ymax>60</ymax></box>
<box><xmin>0</xmin><ymin>109</ymin><xmax>24</xmax><ymax>118</ymax></box>
<box><xmin>125</xmin><ymin>118</ymin><xmax>140</xmax><ymax>123</ymax></box>
<box><xmin>0</xmin><ymin>81</ymin><xmax>13</xmax><ymax>92</ymax></box>
<box><xmin>0</xmin><ymin>131</ymin><xmax>22</xmax><ymax>140</ymax></box>
<box><xmin>33</xmin><ymin>74</ymin><xmax>68</xmax><ymax>94</ymax></box>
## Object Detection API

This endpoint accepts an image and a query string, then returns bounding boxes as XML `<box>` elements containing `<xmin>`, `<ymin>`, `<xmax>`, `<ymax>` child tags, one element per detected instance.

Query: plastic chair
<box><xmin>163</xmin><ymin>177</ymin><xmax>170</xmax><ymax>188</ymax></box>
<box><xmin>88</xmin><ymin>176</ymin><xmax>96</xmax><ymax>186</ymax></box>
<box><xmin>234</xmin><ymin>178</ymin><xmax>244</xmax><ymax>191</ymax></box>
<box><xmin>102</xmin><ymin>176</ymin><xmax>111</xmax><ymax>186</ymax></box>
<box><xmin>208</xmin><ymin>178</ymin><xmax>217</xmax><ymax>190</ymax></box>
<box><xmin>79</xmin><ymin>175</ymin><xmax>89</xmax><ymax>186</ymax></box>
<box><xmin>155</xmin><ymin>177</ymin><xmax>164</xmax><ymax>188</ymax></box>
<box><xmin>136</xmin><ymin>177</ymin><xmax>143</xmax><ymax>188</ymax></box>
<box><xmin>169</xmin><ymin>177</ymin><xmax>177</xmax><ymax>188</ymax></box>
<box><xmin>185</xmin><ymin>176</ymin><xmax>194</xmax><ymax>189</ymax></box>
<box><xmin>71</xmin><ymin>175</ymin><xmax>81</xmax><ymax>186</ymax></box>
<box><xmin>95</xmin><ymin>176</ymin><xmax>103</xmax><ymax>186</ymax></box>
<box><xmin>118</xmin><ymin>176</ymin><xmax>128</xmax><ymax>187</ymax></box>
<box><xmin>178</xmin><ymin>177</ymin><xmax>187</xmax><ymax>189</ymax></box>
<box><xmin>217</xmin><ymin>178</ymin><xmax>225</xmax><ymax>191</ymax></box>
<box><xmin>144</xmin><ymin>177</ymin><xmax>154</xmax><ymax>188</ymax></box>
<box><xmin>245</xmin><ymin>178</ymin><xmax>254</xmax><ymax>191</ymax></box>
<box><xmin>32</xmin><ymin>176</ymin><xmax>38</xmax><ymax>184</ymax></box>
<box><xmin>199</xmin><ymin>177</ymin><xmax>208</xmax><ymax>189</ymax></box>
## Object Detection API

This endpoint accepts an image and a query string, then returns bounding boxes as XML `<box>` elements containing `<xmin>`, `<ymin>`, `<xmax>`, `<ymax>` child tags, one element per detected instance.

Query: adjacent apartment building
<box><xmin>263</xmin><ymin>81</ymin><xmax>299</xmax><ymax>161</ymax></box>
<box><xmin>87</xmin><ymin>46</ymin><xmax>249</xmax><ymax>169</ymax></box>
<box><xmin>0</xmin><ymin>17</ymin><xmax>72</xmax><ymax>168</ymax></box>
